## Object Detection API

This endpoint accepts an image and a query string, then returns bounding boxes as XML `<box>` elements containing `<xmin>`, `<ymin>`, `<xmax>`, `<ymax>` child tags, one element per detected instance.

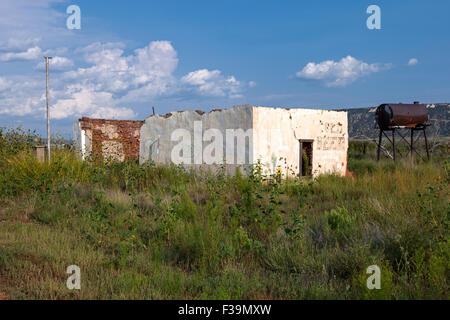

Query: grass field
<box><xmin>0</xmin><ymin>127</ymin><xmax>448</xmax><ymax>299</ymax></box>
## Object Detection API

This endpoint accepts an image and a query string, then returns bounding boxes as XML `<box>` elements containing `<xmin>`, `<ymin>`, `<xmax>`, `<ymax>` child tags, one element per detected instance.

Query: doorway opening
<box><xmin>299</xmin><ymin>140</ymin><xmax>313</xmax><ymax>177</ymax></box>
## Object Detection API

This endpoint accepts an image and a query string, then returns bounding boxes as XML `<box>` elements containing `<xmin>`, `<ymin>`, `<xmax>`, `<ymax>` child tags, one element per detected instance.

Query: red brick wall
<box><xmin>79</xmin><ymin>117</ymin><xmax>144</xmax><ymax>161</ymax></box>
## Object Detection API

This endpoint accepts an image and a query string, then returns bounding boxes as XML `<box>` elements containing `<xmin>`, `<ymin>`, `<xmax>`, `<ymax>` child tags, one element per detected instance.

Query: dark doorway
<box><xmin>299</xmin><ymin>140</ymin><xmax>313</xmax><ymax>177</ymax></box>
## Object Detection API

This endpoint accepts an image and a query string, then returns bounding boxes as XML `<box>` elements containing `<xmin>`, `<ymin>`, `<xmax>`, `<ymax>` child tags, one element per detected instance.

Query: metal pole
<box><xmin>410</xmin><ymin>129</ymin><xmax>414</xmax><ymax>159</ymax></box>
<box><xmin>45</xmin><ymin>56</ymin><xmax>52</xmax><ymax>162</ymax></box>
<box><xmin>392</xmin><ymin>129</ymin><xmax>396</xmax><ymax>162</ymax></box>
<box><xmin>377</xmin><ymin>129</ymin><xmax>382</xmax><ymax>161</ymax></box>
<box><xmin>423</xmin><ymin>128</ymin><xmax>430</xmax><ymax>160</ymax></box>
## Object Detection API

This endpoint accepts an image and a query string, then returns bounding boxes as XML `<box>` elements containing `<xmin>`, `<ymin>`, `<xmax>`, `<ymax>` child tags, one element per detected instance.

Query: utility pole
<box><xmin>44</xmin><ymin>56</ymin><xmax>52</xmax><ymax>162</ymax></box>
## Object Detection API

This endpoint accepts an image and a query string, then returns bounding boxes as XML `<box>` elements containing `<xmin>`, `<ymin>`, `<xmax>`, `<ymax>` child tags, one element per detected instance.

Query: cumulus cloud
<box><xmin>0</xmin><ymin>1</ymin><xmax>139</xmax><ymax>119</ymax></box>
<box><xmin>53</xmin><ymin>41</ymin><xmax>248</xmax><ymax>117</ymax></box>
<box><xmin>0</xmin><ymin>40</ymin><xmax>250</xmax><ymax>119</ymax></box>
<box><xmin>181</xmin><ymin>69</ymin><xmax>244</xmax><ymax>98</ymax></box>
<box><xmin>0</xmin><ymin>78</ymin><xmax>9</xmax><ymax>92</ymax></box>
<box><xmin>43</xmin><ymin>47</ymin><xmax>69</xmax><ymax>57</ymax></box>
<box><xmin>51</xmin><ymin>85</ymin><xmax>136</xmax><ymax>119</ymax></box>
<box><xmin>53</xmin><ymin>41</ymin><xmax>181</xmax><ymax>118</ymax></box>
<box><xmin>65</xmin><ymin>41</ymin><xmax>178</xmax><ymax>93</ymax></box>
<box><xmin>0</xmin><ymin>38</ymin><xmax>40</xmax><ymax>52</ymax></box>
<box><xmin>408</xmin><ymin>58</ymin><xmax>419</xmax><ymax>66</ymax></box>
<box><xmin>0</xmin><ymin>1</ymin><xmax>253</xmax><ymax>120</ymax></box>
<box><xmin>47</xmin><ymin>41</ymin><xmax>179</xmax><ymax>119</ymax></box>
<box><xmin>295</xmin><ymin>55</ymin><xmax>392</xmax><ymax>87</ymax></box>
<box><xmin>76</xmin><ymin>42</ymin><xmax>126</xmax><ymax>55</ymax></box>
<box><xmin>0</xmin><ymin>46</ymin><xmax>42</xmax><ymax>62</ymax></box>
<box><xmin>0</xmin><ymin>77</ymin><xmax>44</xmax><ymax>116</ymax></box>
<box><xmin>35</xmin><ymin>56</ymin><xmax>74</xmax><ymax>71</ymax></box>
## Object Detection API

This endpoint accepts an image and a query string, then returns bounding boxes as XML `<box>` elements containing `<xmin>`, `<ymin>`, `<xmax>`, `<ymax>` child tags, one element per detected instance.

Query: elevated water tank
<box><xmin>375</xmin><ymin>103</ymin><xmax>429</xmax><ymax>130</ymax></box>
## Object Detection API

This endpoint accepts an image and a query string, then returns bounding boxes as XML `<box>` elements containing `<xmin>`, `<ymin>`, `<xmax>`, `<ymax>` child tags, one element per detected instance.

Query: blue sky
<box><xmin>0</xmin><ymin>0</ymin><xmax>449</xmax><ymax>137</ymax></box>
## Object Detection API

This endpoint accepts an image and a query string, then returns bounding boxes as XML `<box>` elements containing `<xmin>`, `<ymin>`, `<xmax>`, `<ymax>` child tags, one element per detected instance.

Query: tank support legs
<box><xmin>423</xmin><ymin>128</ymin><xmax>430</xmax><ymax>160</ymax></box>
<box><xmin>377</xmin><ymin>129</ymin><xmax>382</xmax><ymax>161</ymax></box>
<box><xmin>376</xmin><ymin>126</ymin><xmax>430</xmax><ymax>162</ymax></box>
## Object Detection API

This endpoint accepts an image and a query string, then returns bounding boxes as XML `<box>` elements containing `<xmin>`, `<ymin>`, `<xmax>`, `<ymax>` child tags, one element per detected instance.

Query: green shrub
<box><xmin>326</xmin><ymin>207</ymin><xmax>353</xmax><ymax>231</ymax></box>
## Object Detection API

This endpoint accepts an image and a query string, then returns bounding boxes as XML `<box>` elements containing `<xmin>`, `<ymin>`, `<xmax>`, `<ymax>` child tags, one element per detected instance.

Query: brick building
<box><xmin>73</xmin><ymin>117</ymin><xmax>144</xmax><ymax>161</ymax></box>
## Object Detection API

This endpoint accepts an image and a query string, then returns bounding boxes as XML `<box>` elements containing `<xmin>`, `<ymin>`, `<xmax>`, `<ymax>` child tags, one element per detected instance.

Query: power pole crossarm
<box><xmin>44</xmin><ymin>56</ymin><xmax>52</xmax><ymax>162</ymax></box>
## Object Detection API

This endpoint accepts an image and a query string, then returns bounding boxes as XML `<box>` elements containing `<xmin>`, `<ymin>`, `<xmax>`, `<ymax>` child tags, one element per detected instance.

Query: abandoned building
<box><xmin>74</xmin><ymin>105</ymin><xmax>348</xmax><ymax>177</ymax></box>
<box><xmin>73</xmin><ymin>117</ymin><xmax>144</xmax><ymax>161</ymax></box>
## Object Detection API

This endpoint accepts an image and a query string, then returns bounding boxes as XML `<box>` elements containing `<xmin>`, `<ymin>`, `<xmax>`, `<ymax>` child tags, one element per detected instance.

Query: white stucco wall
<box><xmin>73</xmin><ymin>120</ymin><xmax>89</xmax><ymax>160</ymax></box>
<box><xmin>253</xmin><ymin>107</ymin><xmax>348</xmax><ymax>176</ymax></box>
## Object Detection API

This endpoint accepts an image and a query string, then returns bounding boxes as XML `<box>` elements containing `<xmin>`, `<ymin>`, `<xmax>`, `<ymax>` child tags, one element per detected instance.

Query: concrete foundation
<box><xmin>33</xmin><ymin>145</ymin><xmax>47</xmax><ymax>163</ymax></box>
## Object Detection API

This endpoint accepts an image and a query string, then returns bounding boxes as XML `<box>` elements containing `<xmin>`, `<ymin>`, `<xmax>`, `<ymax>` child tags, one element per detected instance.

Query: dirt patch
<box><xmin>0</xmin><ymin>291</ymin><xmax>8</xmax><ymax>300</ymax></box>
<box><xmin>0</xmin><ymin>207</ymin><xmax>33</xmax><ymax>226</ymax></box>
<box><xmin>346</xmin><ymin>169</ymin><xmax>355</xmax><ymax>180</ymax></box>
<box><xmin>0</xmin><ymin>218</ymin><xmax>30</xmax><ymax>226</ymax></box>
<box><xmin>0</xmin><ymin>278</ymin><xmax>9</xmax><ymax>300</ymax></box>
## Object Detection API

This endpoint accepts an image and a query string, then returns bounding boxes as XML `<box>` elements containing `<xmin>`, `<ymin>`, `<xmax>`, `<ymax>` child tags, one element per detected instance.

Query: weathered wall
<box><xmin>253</xmin><ymin>107</ymin><xmax>348</xmax><ymax>176</ymax></box>
<box><xmin>140</xmin><ymin>105</ymin><xmax>348</xmax><ymax>176</ymax></box>
<box><xmin>75</xmin><ymin>117</ymin><xmax>144</xmax><ymax>161</ymax></box>
<box><xmin>140</xmin><ymin>106</ymin><xmax>253</xmax><ymax>173</ymax></box>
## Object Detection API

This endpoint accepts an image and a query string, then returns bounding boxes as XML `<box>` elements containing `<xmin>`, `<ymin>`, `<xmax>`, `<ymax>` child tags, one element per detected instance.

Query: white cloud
<box><xmin>181</xmin><ymin>69</ymin><xmax>244</xmax><ymax>98</ymax></box>
<box><xmin>65</xmin><ymin>41</ymin><xmax>178</xmax><ymax>94</ymax></box>
<box><xmin>0</xmin><ymin>0</ymin><xmax>69</xmax><ymax>47</ymax></box>
<box><xmin>35</xmin><ymin>56</ymin><xmax>74</xmax><ymax>71</ymax></box>
<box><xmin>408</xmin><ymin>58</ymin><xmax>419</xmax><ymax>66</ymax></box>
<box><xmin>0</xmin><ymin>76</ymin><xmax>44</xmax><ymax>116</ymax></box>
<box><xmin>0</xmin><ymin>40</ymin><xmax>250</xmax><ymax>119</ymax></box>
<box><xmin>76</xmin><ymin>42</ymin><xmax>126</xmax><ymax>55</ymax></box>
<box><xmin>0</xmin><ymin>36</ymin><xmax>69</xmax><ymax>65</ymax></box>
<box><xmin>295</xmin><ymin>55</ymin><xmax>391</xmax><ymax>87</ymax></box>
<box><xmin>0</xmin><ymin>1</ymin><xmax>253</xmax><ymax>120</ymax></box>
<box><xmin>0</xmin><ymin>78</ymin><xmax>9</xmax><ymax>92</ymax></box>
<box><xmin>57</xmin><ymin>41</ymin><xmax>182</xmax><ymax>116</ymax></box>
<box><xmin>131</xmin><ymin>41</ymin><xmax>178</xmax><ymax>80</ymax></box>
<box><xmin>0</xmin><ymin>38</ymin><xmax>40</xmax><ymax>52</ymax></box>
<box><xmin>89</xmin><ymin>106</ymin><xmax>136</xmax><ymax>119</ymax></box>
<box><xmin>0</xmin><ymin>46</ymin><xmax>42</xmax><ymax>62</ymax></box>
<box><xmin>51</xmin><ymin>85</ymin><xmax>136</xmax><ymax>119</ymax></box>
<box><xmin>43</xmin><ymin>47</ymin><xmax>69</xmax><ymax>57</ymax></box>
